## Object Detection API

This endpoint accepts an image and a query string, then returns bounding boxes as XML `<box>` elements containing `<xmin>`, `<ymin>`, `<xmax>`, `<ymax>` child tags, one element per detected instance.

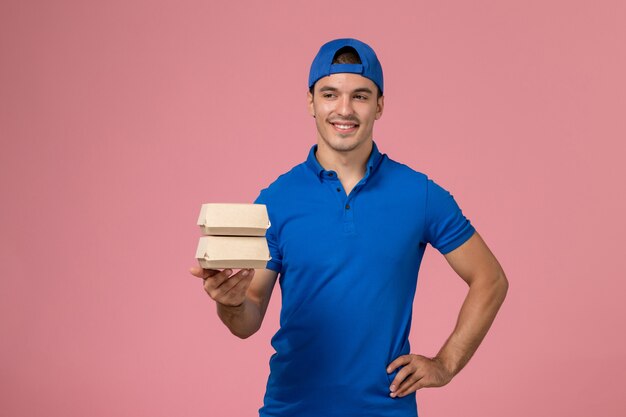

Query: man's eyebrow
<box><xmin>317</xmin><ymin>86</ymin><xmax>374</xmax><ymax>94</ymax></box>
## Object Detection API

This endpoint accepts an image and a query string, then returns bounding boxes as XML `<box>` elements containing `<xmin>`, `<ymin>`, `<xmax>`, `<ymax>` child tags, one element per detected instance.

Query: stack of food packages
<box><xmin>195</xmin><ymin>203</ymin><xmax>271</xmax><ymax>270</ymax></box>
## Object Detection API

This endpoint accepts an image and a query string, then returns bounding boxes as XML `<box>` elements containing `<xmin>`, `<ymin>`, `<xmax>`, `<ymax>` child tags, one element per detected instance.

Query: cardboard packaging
<box><xmin>197</xmin><ymin>203</ymin><xmax>270</xmax><ymax>236</ymax></box>
<box><xmin>195</xmin><ymin>236</ymin><xmax>271</xmax><ymax>269</ymax></box>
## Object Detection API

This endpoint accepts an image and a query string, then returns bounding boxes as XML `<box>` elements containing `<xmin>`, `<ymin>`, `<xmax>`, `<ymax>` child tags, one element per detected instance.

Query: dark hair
<box><xmin>309</xmin><ymin>47</ymin><xmax>382</xmax><ymax>97</ymax></box>
<box><xmin>332</xmin><ymin>46</ymin><xmax>362</xmax><ymax>65</ymax></box>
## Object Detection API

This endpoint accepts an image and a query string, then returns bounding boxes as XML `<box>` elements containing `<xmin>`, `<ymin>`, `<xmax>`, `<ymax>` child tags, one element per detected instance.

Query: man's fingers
<box><xmin>189</xmin><ymin>266</ymin><xmax>221</xmax><ymax>279</ymax></box>
<box><xmin>394</xmin><ymin>377</ymin><xmax>424</xmax><ymax>397</ymax></box>
<box><xmin>386</xmin><ymin>354</ymin><xmax>411</xmax><ymax>373</ymax></box>
<box><xmin>204</xmin><ymin>269</ymin><xmax>253</xmax><ymax>301</ymax></box>
<box><xmin>192</xmin><ymin>267</ymin><xmax>255</xmax><ymax>305</ymax></box>
<box><xmin>217</xmin><ymin>269</ymin><xmax>254</xmax><ymax>295</ymax></box>
<box><xmin>389</xmin><ymin>355</ymin><xmax>452</xmax><ymax>398</ymax></box>
<box><xmin>203</xmin><ymin>269</ymin><xmax>232</xmax><ymax>293</ymax></box>
<box><xmin>388</xmin><ymin>354</ymin><xmax>434</xmax><ymax>396</ymax></box>
<box><xmin>189</xmin><ymin>266</ymin><xmax>205</xmax><ymax>278</ymax></box>
<box><xmin>202</xmin><ymin>269</ymin><xmax>234</xmax><ymax>290</ymax></box>
<box><xmin>389</xmin><ymin>363</ymin><xmax>416</xmax><ymax>393</ymax></box>
<box><xmin>224</xmin><ymin>269</ymin><xmax>255</xmax><ymax>295</ymax></box>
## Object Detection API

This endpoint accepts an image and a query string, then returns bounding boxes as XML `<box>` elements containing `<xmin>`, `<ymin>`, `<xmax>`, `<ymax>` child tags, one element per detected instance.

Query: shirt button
<box><xmin>336</xmin><ymin>187</ymin><xmax>341</xmax><ymax>192</ymax></box>
<box><xmin>328</xmin><ymin>172</ymin><xmax>334</xmax><ymax>177</ymax></box>
<box><xmin>345</xmin><ymin>204</ymin><xmax>350</xmax><ymax>210</ymax></box>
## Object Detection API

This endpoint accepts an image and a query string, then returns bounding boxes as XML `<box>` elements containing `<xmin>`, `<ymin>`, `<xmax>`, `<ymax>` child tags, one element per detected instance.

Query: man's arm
<box><xmin>189</xmin><ymin>267</ymin><xmax>279</xmax><ymax>339</ymax></box>
<box><xmin>387</xmin><ymin>231</ymin><xmax>508</xmax><ymax>397</ymax></box>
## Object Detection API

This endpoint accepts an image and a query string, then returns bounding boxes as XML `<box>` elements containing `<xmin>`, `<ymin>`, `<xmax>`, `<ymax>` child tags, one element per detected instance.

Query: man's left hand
<box><xmin>386</xmin><ymin>354</ymin><xmax>454</xmax><ymax>398</ymax></box>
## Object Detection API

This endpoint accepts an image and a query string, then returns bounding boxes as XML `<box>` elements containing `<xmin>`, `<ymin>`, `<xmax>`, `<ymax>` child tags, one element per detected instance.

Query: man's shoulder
<box><xmin>381</xmin><ymin>154</ymin><xmax>430</xmax><ymax>184</ymax></box>
<box><xmin>254</xmin><ymin>162</ymin><xmax>310</xmax><ymax>203</ymax></box>
<box><xmin>379</xmin><ymin>154</ymin><xmax>461</xmax><ymax>201</ymax></box>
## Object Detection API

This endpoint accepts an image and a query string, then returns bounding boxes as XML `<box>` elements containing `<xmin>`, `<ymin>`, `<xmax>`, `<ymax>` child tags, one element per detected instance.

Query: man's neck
<box><xmin>315</xmin><ymin>139</ymin><xmax>373</xmax><ymax>185</ymax></box>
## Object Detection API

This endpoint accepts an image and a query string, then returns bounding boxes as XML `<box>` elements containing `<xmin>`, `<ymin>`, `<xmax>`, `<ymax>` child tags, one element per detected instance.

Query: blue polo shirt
<box><xmin>254</xmin><ymin>141</ymin><xmax>475</xmax><ymax>417</ymax></box>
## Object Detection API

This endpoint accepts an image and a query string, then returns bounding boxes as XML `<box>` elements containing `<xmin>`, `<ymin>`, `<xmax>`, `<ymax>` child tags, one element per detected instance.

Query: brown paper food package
<box><xmin>195</xmin><ymin>235</ymin><xmax>271</xmax><ymax>270</ymax></box>
<box><xmin>197</xmin><ymin>203</ymin><xmax>270</xmax><ymax>236</ymax></box>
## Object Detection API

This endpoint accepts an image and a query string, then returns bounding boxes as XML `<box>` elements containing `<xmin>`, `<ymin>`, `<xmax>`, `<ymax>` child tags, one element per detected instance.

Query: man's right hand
<box><xmin>189</xmin><ymin>267</ymin><xmax>255</xmax><ymax>307</ymax></box>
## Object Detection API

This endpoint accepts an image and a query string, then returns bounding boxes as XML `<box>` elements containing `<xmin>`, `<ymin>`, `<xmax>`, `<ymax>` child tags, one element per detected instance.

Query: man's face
<box><xmin>307</xmin><ymin>73</ymin><xmax>384</xmax><ymax>154</ymax></box>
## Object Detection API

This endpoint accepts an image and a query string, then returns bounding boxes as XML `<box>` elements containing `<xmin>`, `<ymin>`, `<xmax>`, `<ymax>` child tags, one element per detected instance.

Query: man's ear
<box><xmin>307</xmin><ymin>90</ymin><xmax>315</xmax><ymax>117</ymax></box>
<box><xmin>375</xmin><ymin>95</ymin><xmax>384</xmax><ymax>120</ymax></box>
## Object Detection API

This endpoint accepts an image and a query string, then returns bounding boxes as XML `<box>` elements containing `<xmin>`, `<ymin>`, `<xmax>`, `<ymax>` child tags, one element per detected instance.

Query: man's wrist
<box><xmin>432</xmin><ymin>354</ymin><xmax>458</xmax><ymax>378</ymax></box>
<box><xmin>216</xmin><ymin>299</ymin><xmax>246</xmax><ymax>311</ymax></box>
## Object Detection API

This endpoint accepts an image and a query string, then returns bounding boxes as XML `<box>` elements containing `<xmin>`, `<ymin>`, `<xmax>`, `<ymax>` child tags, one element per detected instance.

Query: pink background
<box><xmin>1</xmin><ymin>0</ymin><xmax>625</xmax><ymax>416</ymax></box>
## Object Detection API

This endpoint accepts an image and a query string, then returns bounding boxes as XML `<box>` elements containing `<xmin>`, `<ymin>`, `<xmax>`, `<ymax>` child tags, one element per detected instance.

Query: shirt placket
<box><xmin>321</xmin><ymin>169</ymin><xmax>371</xmax><ymax>236</ymax></box>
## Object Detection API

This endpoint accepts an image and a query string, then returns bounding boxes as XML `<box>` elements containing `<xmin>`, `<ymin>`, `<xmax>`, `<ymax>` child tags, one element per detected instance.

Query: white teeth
<box><xmin>334</xmin><ymin>124</ymin><xmax>355</xmax><ymax>130</ymax></box>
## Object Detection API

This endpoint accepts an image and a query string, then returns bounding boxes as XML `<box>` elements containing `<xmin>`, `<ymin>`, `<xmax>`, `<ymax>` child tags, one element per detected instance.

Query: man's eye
<box><xmin>323</xmin><ymin>93</ymin><xmax>335</xmax><ymax>99</ymax></box>
<box><xmin>354</xmin><ymin>95</ymin><xmax>368</xmax><ymax>100</ymax></box>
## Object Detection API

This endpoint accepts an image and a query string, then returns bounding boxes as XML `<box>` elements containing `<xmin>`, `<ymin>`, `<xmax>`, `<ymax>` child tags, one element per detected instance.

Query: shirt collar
<box><xmin>305</xmin><ymin>141</ymin><xmax>384</xmax><ymax>181</ymax></box>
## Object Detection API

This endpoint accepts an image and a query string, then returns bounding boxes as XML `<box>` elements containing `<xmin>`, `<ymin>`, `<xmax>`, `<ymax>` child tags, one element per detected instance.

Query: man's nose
<box><xmin>337</xmin><ymin>95</ymin><xmax>354</xmax><ymax>116</ymax></box>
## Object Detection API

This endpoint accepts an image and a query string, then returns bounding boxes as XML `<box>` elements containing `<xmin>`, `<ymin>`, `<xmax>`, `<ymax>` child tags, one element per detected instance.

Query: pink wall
<box><xmin>1</xmin><ymin>0</ymin><xmax>625</xmax><ymax>416</ymax></box>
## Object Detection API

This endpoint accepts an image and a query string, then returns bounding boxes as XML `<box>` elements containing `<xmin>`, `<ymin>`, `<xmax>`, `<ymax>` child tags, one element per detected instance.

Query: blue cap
<box><xmin>308</xmin><ymin>38</ymin><xmax>384</xmax><ymax>94</ymax></box>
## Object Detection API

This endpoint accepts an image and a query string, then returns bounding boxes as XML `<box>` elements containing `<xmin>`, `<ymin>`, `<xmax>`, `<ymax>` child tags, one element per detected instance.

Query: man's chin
<box><xmin>318</xmin><ymin>132</ymin><xmax>369</xmax><ymax>153</ymax></box>
<box><xmin>328</xmin><ymin>141</ymin><xmax>360</xmax><ymax>153</ymax></box>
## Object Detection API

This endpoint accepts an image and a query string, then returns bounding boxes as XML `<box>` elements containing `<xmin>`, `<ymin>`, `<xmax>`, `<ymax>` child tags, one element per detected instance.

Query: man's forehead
<box><xmin>314</xmin><ymin>73</ymin><xmax>378</xmax><ymax>92</ymax></box>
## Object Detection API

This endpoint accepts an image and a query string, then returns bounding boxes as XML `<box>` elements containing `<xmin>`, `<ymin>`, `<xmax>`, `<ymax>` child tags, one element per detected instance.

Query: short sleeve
<box><xmin>424</xmin><ymin>178</ymin><xmax>475</xmax><ymax>254</ymax></box>
<box><xmin>254</xmin><ymin>191</ymin><xmax>283</xmax><ymax>273</ymax></box>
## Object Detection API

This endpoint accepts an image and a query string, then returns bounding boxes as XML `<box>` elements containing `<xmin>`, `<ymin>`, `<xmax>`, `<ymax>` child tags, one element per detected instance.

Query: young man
<box><xmin>190</xmin><ymin>38</ymin><xmax>508</xmax><ymax>417</ymax></box>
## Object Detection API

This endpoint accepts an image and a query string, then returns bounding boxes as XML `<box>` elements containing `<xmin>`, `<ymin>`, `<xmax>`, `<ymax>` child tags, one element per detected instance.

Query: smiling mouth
<box><xmin>330</xmin><ymin>122</ymin><xmax>359</xmax><ymax>132</ymax></box>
